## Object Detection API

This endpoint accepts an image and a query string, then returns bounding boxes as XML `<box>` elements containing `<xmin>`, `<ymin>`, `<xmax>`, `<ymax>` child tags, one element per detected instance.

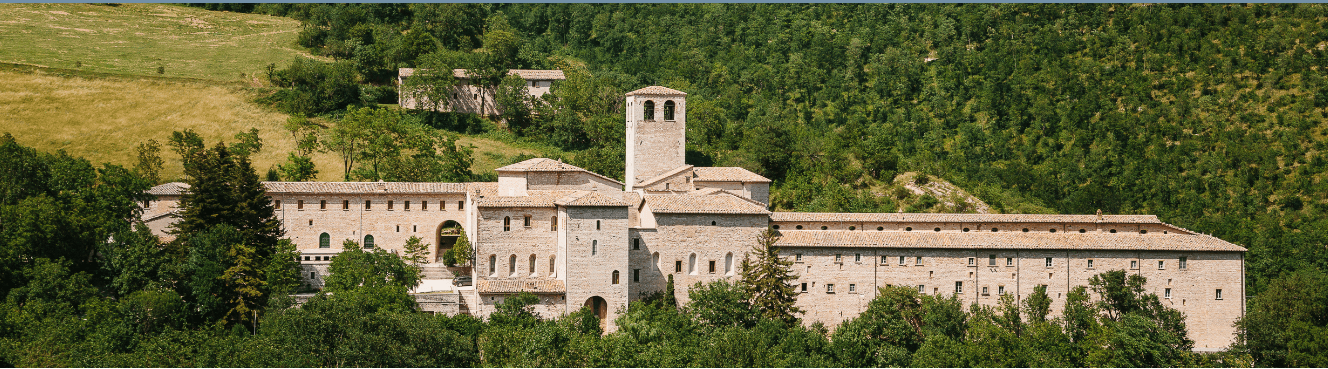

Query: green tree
<box><xmin>134</xmin><ymin>139</ymin><xmax>164</xmax><ymax>184</ymax></box>
<box><xmin>401</xmin><ymin>236</ymin><xmax>430</xmax><ymax>268</ymax></box>
<box><xmin>442</xmin><ymin>227</ymin><xmax>472</xmax><ymax>266</ymax></box>
<box><xmin>1236</xmin><ymin>269</ymin><xmax>1328</xmax><ymax>367</ymax></box>
<box><xmin>230</xmin><ymin>128</ymin><xmax>263</xmax><ymax>158</ymax></box>
<box><xmin>1023</xmin><ymin>284</ymin><xmax>1053</xmax><ymax>324</ymax></box>
<box><xmin>278</xmin><ymin>153</ymin><xmax>318</xmax><ymax>181</ymax></box>
<box><xmin>686</xmin><ymin>278</ymin><xmax>755</xmax><ymax>329</ymax></box>
<box><xmin>221</xmin><ymin>242</ymin><xmax>266</xmax><ymax>330</ymax></box>
<box><xmin>738</xmin><ymin>229</ymin><xmax>802</xmax><ymax>325</ymax></box>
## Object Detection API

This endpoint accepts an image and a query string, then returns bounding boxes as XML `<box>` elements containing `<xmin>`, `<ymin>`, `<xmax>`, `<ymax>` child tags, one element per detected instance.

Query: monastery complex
<box><xmin>144</xmin><ymin>84</ymin><xmax>1246</xmax><ymax>351</ymax></box>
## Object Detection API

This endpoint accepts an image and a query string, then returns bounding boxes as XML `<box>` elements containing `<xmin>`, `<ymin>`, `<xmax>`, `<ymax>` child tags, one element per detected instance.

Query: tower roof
<box><xmin>625</xmin><ymin>86</ymin><xmax>687</xmax><ymax>96</ymax></box>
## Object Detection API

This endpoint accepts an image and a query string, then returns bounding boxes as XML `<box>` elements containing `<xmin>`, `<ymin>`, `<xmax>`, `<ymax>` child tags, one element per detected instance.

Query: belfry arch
<box><xmin>436</xmin><ymin>220</ymin><xmax>463</xmax><ymax>263</ymax></box>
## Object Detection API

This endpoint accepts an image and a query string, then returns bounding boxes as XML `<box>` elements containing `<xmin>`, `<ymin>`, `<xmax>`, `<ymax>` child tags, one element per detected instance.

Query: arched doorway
<box><xmin>436</xmin><ymin>220</ymin><xmax>462</xmax><ymax>264</ymax></box>
<box><xmin>583</xmin><ymin>296</ymin><xmax>608</xmax><ymax>329</ymax></box>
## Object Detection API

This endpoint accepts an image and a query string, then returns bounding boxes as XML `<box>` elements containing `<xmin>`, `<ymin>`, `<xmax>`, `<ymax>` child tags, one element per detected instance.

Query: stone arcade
<box><xmin>144</xmin><ymin>85</ymin><xmax>1245</xmax><ymax>351</ymax></box>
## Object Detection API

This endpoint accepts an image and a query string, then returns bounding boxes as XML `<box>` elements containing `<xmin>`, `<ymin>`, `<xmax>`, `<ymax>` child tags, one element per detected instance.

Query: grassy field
<box><xmin>0</xmin><ymin>3</ymin><xmax>320</xmax><ymax>81</ymax></box>
<box><xmin>0</xmin><ymin>69</ymin><xmax>537</xmax><ymax>182</ymax></box>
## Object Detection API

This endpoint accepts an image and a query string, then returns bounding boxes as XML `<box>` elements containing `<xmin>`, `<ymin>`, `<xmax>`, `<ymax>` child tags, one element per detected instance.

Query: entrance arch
<box><xmin>436</xmin><ymin>220</ymin><xmax>463</xmax><ymax>264</ymax></box>
<box><xmin>583</xmin><ymin>296</ymin><xmax>608</xmax><ymax>329</ymax></box>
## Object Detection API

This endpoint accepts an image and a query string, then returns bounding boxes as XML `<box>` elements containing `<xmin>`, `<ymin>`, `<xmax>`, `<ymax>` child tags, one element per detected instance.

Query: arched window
<box><xmin>509</xmin><ymin>254</ymin><xmax>516</xmax><ymax>276</ymax></box>
<box><xmin>549</xmin><ymin>255</ymin><xmax>557</xmax><ymax>277</ymax></box>
<box><xmin>363</xmin><ymin>235</ymin><xmax>374</xmax><ymax>248</ymax></box>
<box><xmin>652</xmin><ymin>252</ymin><xmax>660</xmax><ymax>269</ymax></box>
<box><xmin>504</xmin><ymin>216</ymin><xmax>511</xmax><ymax>231</ymax></box>
<box><xmin>612</xmin><ymin>270</ymin><xmax>620</xmax><ymax>284</ymax></box>
<box><xmin>551</xmin><ymin>216</ymin><xmax>558</xmax><ymax>231</ymax></box>
<box><xmin>689</xmin><ymin>253</ymin><xmax>697</xmax><ymax>275</ymax></box>
<box><xmin>529</xmin><ymin>254</ymin><xmax>536</xmax><ymax>274</ymax></box>
<box><xmin>725</xmin><ymin>252</ymin><xmax>734</xmax><ymax>275</ymax></box>
<box><xmin>643</xmin><ymin>100</ymin><xmax>655</xmax><ymax>120</ymax></box>
<box><xmin>319</xmin><ymin>233</ymin><xmax>330</xmax><ymax>248</ymax></box>
<box><xmin>592</xmin><ymin>240</ymin><xmax>598</xmax><ymax>255</ymax></box>
<box><xmin>663</xmin><ymin>100</ymin><xmax>675</xmax><ymax>121</ymax></box>
<box><xmin>488</xmin><ymin>255</ymin><xmax>496</xmax><ymax>276</ymax></box>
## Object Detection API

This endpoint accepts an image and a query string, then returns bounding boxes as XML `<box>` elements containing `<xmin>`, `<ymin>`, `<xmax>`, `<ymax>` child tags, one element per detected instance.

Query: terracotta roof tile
<box><xmin>495</xmin><ymin>158</ymin><xmax>625</xmax><ymax>186</ymax></box>
<box><xmin>476</xmin><ymin>190</ymin><xmax>578</xmax><ymax>208</ymax></box>
<box><xmin>645</xmin><ymin>192</ymin><xmax>770</xmax><ymax>214</ymax></box>
<box><xmin>692</xmin><ymin>167</ymin><xmax>771</xmax><ymax>183</ymax></box>
<box><xmin>774</xmin><ymin>230</ymin><xmax>1245</xmax><ymax>252</ymax></box>
<box><xmin>637</xmin><ymin>165</ymin><xmax>693</xmax><ymax>187</ymax></box>
<box><xmin>477</xmin><ymin>279</ymin><xmax>566</xmax><ymax>294</ymax></box>
<box><xmin>147</xmin><ymin>182</ymin><xmax>190</xmax><ymax>196</ymax></box>
<box><xmin>769</xmin><ymin>212</ymin><xmax>1161</xmax><ymax>224</ymax></box>
<box><xmin>626</xmin><ymin>86</ymin><xmax>687</xmax><ymax>96</ymax></box>
<box><xmin>262</xmin><ymin>182</ymin><xmax>469</xmax><ymax>194</ymax></box>
<box><xmin>555</xmin><ymin>191</ymin><xmax>632</xmax><ymax>207</ymax></box>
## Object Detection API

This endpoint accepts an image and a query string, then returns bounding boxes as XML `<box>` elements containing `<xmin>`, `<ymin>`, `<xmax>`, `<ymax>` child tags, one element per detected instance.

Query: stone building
<box><xmin>396</xmin><ymin>68</ymin><xmax>565</xmax><ymax>115</ymax></box>
<box><xmin>145</xmin><ymin>85</ymin><xmax>1245</xmax><ymax>349</ymax></box>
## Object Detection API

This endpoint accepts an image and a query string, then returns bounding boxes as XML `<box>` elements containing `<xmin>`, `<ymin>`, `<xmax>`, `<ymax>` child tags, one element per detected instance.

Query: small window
<box><xmin>796</xmin><ymin>225</ymin><xmax>803</xmax><ymax>230</ymax></box>
<box><xmin>612</xmin><ymin>270</ymin><xmax>620</xmax><ymax>284</ymax></box>
<box><xmin>772</xmin><ymin>225</ymin><xmax>781</xmax><ymax>230</ymax></box>
<box><xmin>643</xmin><ymin>100</ymin><xmax>655</xmax><ymax>120</ymax></box>
<box><xmin>633</xmin><ymin>238</ymin><xmax>641</xmax><ymax>250</ymax></box>
<box><xmin>880</xmin><ymin>255</ymin><xmax>888</xmax><ymax>264</ymax></box>
<box><xmin>955</xmin><ymin>281</ymin><xmax>963</xmax><ymax>294</ymax></box>
<box><xmin>675</xmin><ymin>260</ymin><xmax>683</xmax><ymax>273</ymax></box>
<box><xmin>663</xmin><ymin>100</ymin><xmax>676</xmax><ymax>120</ymax></box>
<box><xmin>795</xmin><ymin>253</ymin><xmax>803</xmax><ymax>262</ymax></box>
<box><xmin>303</xmin><ymin>256</ymin><xmax>310</xmax><ymax>261</ymax></box>
<box><xmin>689</xmin><ymin>254</ymin><xmax>697</xmax><ymax>274</ymax></box>
<box><xmin>529</xmin><ymin>255</ymin><xmax>536</xmax><ymax>274</ymax></box>
<box><xmin>917</xmin><ymin>285</ymin><xmax>925</xmax><ymax>294</ymax></box>
<box><xmin>877</xmin><ymin>226</ymin><xmax>884</xmax><ymax>231</ymax></box>
<box><xmin>915</xmin><ymin>256</ymin><xmax>923</xmax><ymax>265</ymax></box>
<box><xmin>309</xmin><ymin>271</ymin><xmax>316</xmax><ymax>280</ymax></box>
<box><xmin>363</xmin><ymin>235</ymin><xmax>375</xmax><ymax>249</ymax></box>
<box><xmin>801</xmin><ymin>283</ymin><xmax>808</xmax><ymax>293</ymax></box>
<box><xmin>524</xmin><ymin>216</ymin><xmax>531</xmax><ymax>227</ymax></box>
<box><xmin>725</xmin><ymin>253</ymin><xmax>734</xmax><ymax>274</ymax></box>
<box><xmin>820</xmin><ymin>226</ymin><xmax>828</xmax><ymax>230</ymax></box>
<box><xmin>421</xmin><ymin>201</ymin><xmax>427</xmax><ymax>210</ymax></box>
<box><xmin>898</xmin><ymin>256</ymin><xmax>905</xmax><ymax>265</ymax></box>
<box><xmin>308</xmin><ymin>220</ymin><xmax>313</xmax><ymax>226</ymax></box>
<box><xmin>708</xmin><ymin>260</ymin><xmax>716</xmax><ymax>273</ymax></box>
<box><xmin>834</xmin><ymin>254</ymin><xmax>843</xmax><ymax>263</ymax></box>
<box><xmin>1165</xmin><ymin>288</ymin><xmax>1172</xmax><ymax>298</ymax></box>
<box><xmin>991</xmin><ymin>228</ymin><xmax>998</xmax><ymax>232</ymax></box>
<box><xmin>274</xmin><ymin>200</ymin><xmax>281</xmax><ymax>209</ymax></box>
<box><xmin>1079</xmin><ymin>229</ymin><xmax>1086</xmax><ymax>233</ymax></box>
<box><xmin>1110</xmin><ymin>229</ymin><xmax>1118</xmax><ymax>233</ymax></box>
<box><xmin>504</xmin><ymin>217</ymin><xmax>511</xmax><ymax>231</ymax></box>
<box><xmin>364</xmin><ymin>200</ymin><xmax>371</xmax><ymax>209</ymax></box>
<box><xmin>998</xmin><ymin>285</ymin><xmax>1005</xmax><ymax>295</ymax></box>
<box><xmin>592</xmin><ymin>240</ymin><xmax>598</xmax><ymax>255</ymax></box>
<box><xmin>854</xmin><ymin>253</ymin><xmax>861</xmax><ymax>263</ymax></box>
<box><xmin>1087</xmin><ymin>259</ymin><xmax>1095</xmax><ymax>269</ymax></box>
<box><xmin>509</xmin><ymin>255</ymin><xmax>517</xmax><ymax>275</ymax></box>
<box><xmin>550</xmin><ymin>256</ymin><xmax>557</xmax><ymax>277</ymax></box>
<box><xmin>713</xmin><ymin>221</ymin><xmax>718</xmax><ymax>226</ymax></box>
<box><xmin>388</xmin><ymin>200</ymin><xmax>394</xmax><ymax>210</ymax></box>
<box><xmin>319</xmin><ymin>233</ymin><xmax>330</xmax><ymax>248</ymax></box>
<box><xmin>1131</xmin><ymin>260</ymin><xmax>1138</xmax><ymax>269</ymax></box>
<box><xmin>827</xmin><ymin>284</ymin><xmax>835</xmax><ymax>294</ymax></box>
<box><xmin>1179</xmin><ymin>257</ymin><xmax>1188</xmax><ymax>269</ymax></box>
<box><xmin>849</xmin><ymin>226</ymin><xmax>856</xmax><ymax>231</ymax></box>
<box><xmin>343</xmin><ymin>200</ymin><xmax>349</xmax><ymax>209</ymax></box>
<box><xmin>1049</xmin><ymin>228</ymin><xmax>1057</xmax><ymax>233</ymax></box>
<box><xmin>933</xmin><ymin>227</ymin><xmax>941</xmax><ymax>232</ymax></box>
<box><xmin>1022</xmin><ymin>228</ymin><xmax>1029</xmax><ymax>233</ymax></box>
<box><xmin>906</xmin><ymin>227</ymin><xmax>913</xmax><ymax>231</ymax></box>
<box><xmin>1006</xmin><ymin>257</ymin><xmax>1013</xmax><ymax>266</ymax></box>
<box><xmin>489</xmin><ymin>255</ymin><xmax>497</xmax><ymax>275</ymax></box>
<box><xmin>962</xmin><ymin>227</ymin><xmax>970</xmax><ymax>232</ymax></box>
<box><xmin>597</xmin><ymin>220</ymin><xmax>601</xmax><ymax>230</ymax></box>
<box><xmin>320</xmin><ymin>200</ymin><xmax>326</xmax><ymax>209</ymax></box>
<box><xmin>982</xmin><ymin>286</ymin><xmax>989</xmax><ymax>295</ymax></box>
<box><xmin>1045</xmin><ymin>257</ymin><xmax>1053</xmax><ymax>267</ymax></box>
<box><xmin>297</xmin><ymin>200</ymin><xmax>304</xmax><ymax>209</ymax></box>
<box><xmin>968</xmin><ymin>257</ymin><xmax>976</xmax><ymax>266</ymax></box>
<box><xmin>633</xmin><ymin>269</ymin><xmax>640</xmax><ymax>282</ymax></box>
<box><xmin>458</xmin><ymin>201</ymin><xmax>464</xmax><ymax>210</ymax></box>
<box><xmin>1159</xmin><ymin>260</ymin><xmax>1165</xmax><ymax>269</ymax></box>
<box><xmin>849</xmin><ymin>284</ymin><xmax>857</xmax><ymax>293</ymax></box>
<box><xmin>552</xmin><ymin>216</ymin><xmax>558</xmax><ymax>231</ymax></box>
<box><xmin>396</xmin><ymin>225</ymin><xmax>400</xmax><ymax>232</ymax></box>
<box><xmin>989</xmin><ymin>255</ymin><xmax>996</xmax><ymax>266</ymax></box>
<box><xmin>1140</xmin><ymin>229</ymin><xmax>1148</xmax><ymax>234</ymax></box>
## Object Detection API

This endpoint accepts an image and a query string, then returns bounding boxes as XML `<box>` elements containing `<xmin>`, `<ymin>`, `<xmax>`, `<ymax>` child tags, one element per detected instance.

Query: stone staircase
<box><xmin>421</xmin><ymin>265</ymin><xmax>452</xmax><ymax>279</ymax></box>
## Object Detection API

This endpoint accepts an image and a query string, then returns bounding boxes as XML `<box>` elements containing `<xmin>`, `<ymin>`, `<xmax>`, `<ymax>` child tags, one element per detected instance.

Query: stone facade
<box><xmin>397</xmin><ymin>68</ymin><xmax>565</xmax><ymax>115</ymax></box>
<box><xmin>143</xmin><ymin>85</ymin><xmax>1247</xmax><ymax>351</ymax></box>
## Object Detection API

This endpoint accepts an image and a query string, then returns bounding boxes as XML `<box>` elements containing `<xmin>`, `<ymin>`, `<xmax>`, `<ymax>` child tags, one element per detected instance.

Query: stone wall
<box><xmin>563</xmin><ymin>206</ymin><xmax>630</xmax><ymax>332</ymax></box>
<box><xmin>625</xmin><ymin>94</ymin><xmax>686</xmax><ymax>184</ymax></box>
<box><xmin>274</xmin><ymin>194</ymin><xmax>467</xmax><ymax>260</ymax></box>
<box><xmin>628</xmin><ymin>213</ymin><xmax>768</xmax><ymax>306</ymax></box>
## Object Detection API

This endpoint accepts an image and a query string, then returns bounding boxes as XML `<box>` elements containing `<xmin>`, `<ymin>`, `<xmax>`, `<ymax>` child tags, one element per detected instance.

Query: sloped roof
<box><xmin>626</xmin><ymin>86</ymin><xmax>687</xmax><ymax>96</ymax></box>
<box><xmin>147</xmin><ymin>182</ymin><xmax>190</xmax><ymax>196</ymax></box>
<box><xmin>495</xmin><ymin>158</ymin><xmax>625</xmax><ymax>186</ymax></box>
<box><xmin>475</xmin><ymin>190</ymin><xmax>579</xmax><ymax>208</ymax></box>
<box><xmin>773</xmin><ymin>230</ymin><xmax>1246</xmax><ymax>252</ymax></box>
<box><xmin>263</xmin><ymin>182</ymin><xmax>469</xmax><ymax>194</ymax></box>
<box><xmin>477</xmin><ymin>279</ymin><xmax>566</xmax><ymax>294</ymax></box>
<box><xmin>637</xmin><ymin>165</ymin><xmax>693</xmax><ymax>187</ymax></box>
<box><xmin>645</xmin><ymin>192</ymin><xmax>770</xmax><ymax>215</ymax></box>
<box><xmin>397</xmin><ymin>68</ymin><xmax>565</xmax><ymax>80</ymax></box>
<box><xmin>692</xmin><ymin>167</ymin><xmax>771</xmax><ymax>183</ymax></box>
<box><xmin>555</xmin><ymin>191</ymin><xmax>632</xmax><ymax>207</ymax></box>
<box><xmin>769</xmin><ymin>212</ymin><xmax>1161</xmax><ymax>224</ymax></box>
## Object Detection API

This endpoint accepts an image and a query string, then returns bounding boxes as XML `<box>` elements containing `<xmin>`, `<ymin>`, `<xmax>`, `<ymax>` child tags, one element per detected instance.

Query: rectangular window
<box><xmin>388</xmin><ymin>200</ymin><xmax>394</xmax><ymax>210</ymax></box>
<box><xmin>801</xmin><ymin>283</ymin><xmax>808</xmax><ymax>293</ymax></box>
<box><xmin>524</xmin><ymin>216</ymin><xmax>531</xmax><ymax>227</ymax></box>
<box><xmin>1006</xmin><ymin>257</ymin><xmax>1013</xmax><ymax>266</ymax></box>
<box><xmin>826</xmin><ymin>284</ymin><xmax>835</xmax><ymax>294</ymax></box>
<box><xmin>633</xmin><ymin>269</ymin><xmax>640</xmax><ymax>282</ymax></box>
<box><xmin>309</xmin><ymin>271</ymin><xmax>316</xmax><ymax>280</ymax></box>
<box><xmin>320</xmin><ymin>200</ymin><xmax>326</xmax><ymax>209</ymax></box>
<box><xmin>675</xmin><ymin>261</ymin><xmax>682</xmax><ymax>273</ymax></box>
<box><xmin>1165</xmin><ymin>288</ymin><xmax>1172</xmax><ymax>298</ymax></box>
<box><xmin>275</xmin><ymin>200</ymin><xmax>281</xmax><ymax>209</ymax></box>
<box><xmin>297</xmin><ymin>200</ymin><xmax>304</xmax><ymax>209</ymax></box>
<box><xmin>1216</xmin><ymin>289</ymin><xmax>1223</xmax><ymax>300</ymax></box>
<box><xmin>1045</xmin><ymin>257</ymin><xmax>1053</xmax><ymax>268</ymax></box>
<box><xmin>709</xmin><ymin>260</ymin><xmax>716</xmax><ymax>274</ymax></box>
<box><xmin>343</xmin><ymin>200</ymin><xmax>349</xmax><ymax>209</ymax></box>
<box><xmin>968</xmin><ymin>257</ymin><xmax>976</xmax><ymax>266</ymax></box>
<box><xmin>1180</xmin><ymin>257</ymin><xmax>1188</xmax><ymax>269</ymax></box>
<box><xmin>955</xmin><ymin>281</ymin><xmax>963</xmax><ymax>294</ymax></box>
<box><xmin>365</xmin><ymin>200</ymin><xmax>371</xmax><ymax>209</ymax></box>
<box><xmin>1159</xmin><ymin>260</ymin><xmax>1165</xmax><ymax>269</ymax></box>
<box><xmin>899</xmin><ymin>256</ymin><xmax>906</xmax><ymax>265</ymax></box>
<box><xmin>421</xmin><ymin>201</ymin><xmax>427</xmax><ymax>210</ymax></box>
<box><xmin>998</xmin><ymin>285</ymin><xmax>1005</xmax><ymax>295</ymax></box>
<box><xmin>795</xmin><ymin>253</ymin><xmax>803</xmax><ymax>263</ymax></box>
<box><xmin>918</xmin><ymin>285</ymin><xmax>925</xmax><ymax>294</ymax></box>
<box><xmin>1131</xmin><ymin>260</ymin><xmax>1138</xmax><ymax>269</ymax></box>
<box><xmin>881</xmin><ymin>255</ymin><xmax>889</xmax><ymax>265</ymax></box>
<box><xmin>633</xmin><ymin>238</ymin><xmax>640</xmax><ymax>250</ymax></box>
<box><xmin>982</xmin><ymin>286</ymin><xmax>989</xmax><ymax>295</ymax></box>
<box><xmin>855</xmin><ymin>253</ymin><xmax>861</xmax><ymax>263</ymax></box>
<box><xmin>405</xmin><ymin>201</ymin><xmax>411</xmax><ymax>210</ymax></box>
<box><xmin>835</xmin><ymin>254</ymin><xmax>842</xmax><ymax>263</ymax></box>
<box><xmin>849</xmin><ymin>284</ymin><xmax>857</xmax><ymax>293</ymax></box>
<box><xmin>915</xmin><ymin>256</ymin><xmax>922</xmax><ymax>265</ymax></box>
<box><xmin>989</xmin><ymin>255</ymin><xmax>997</xmax><ymax>266</ymax></box>
<box><xmin>1088</xmin><ymin>259</ymin><xmax>1095</xmax><ymax>269</ymax></box>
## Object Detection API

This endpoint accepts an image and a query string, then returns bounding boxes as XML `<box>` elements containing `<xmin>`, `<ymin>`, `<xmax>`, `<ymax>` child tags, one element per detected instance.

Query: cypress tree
<box><xmin>739</xmin><ymin>228</ymin><xmax>803</xmax><ymax>325</ymax></box>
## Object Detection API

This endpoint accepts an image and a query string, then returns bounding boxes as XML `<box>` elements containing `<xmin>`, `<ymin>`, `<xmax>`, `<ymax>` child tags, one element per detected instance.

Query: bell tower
<box><xmin>624</xmin><ymin>86</ymin><xmax>687</xmax><ymax>189</ymax></box>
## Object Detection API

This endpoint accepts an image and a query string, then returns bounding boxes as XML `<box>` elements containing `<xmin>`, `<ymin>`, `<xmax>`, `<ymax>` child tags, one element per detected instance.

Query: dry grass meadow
<box><xmin>0</xmin><ymin>4</ymin><xmax>537</xmax><ymax>182</ymax></box>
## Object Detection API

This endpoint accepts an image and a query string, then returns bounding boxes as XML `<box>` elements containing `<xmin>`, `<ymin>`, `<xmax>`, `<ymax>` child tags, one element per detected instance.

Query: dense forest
<box><xmin>1</xmin><ymin>3</ymin><xmax>1326</xmax><ymax>366</ymax></box>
